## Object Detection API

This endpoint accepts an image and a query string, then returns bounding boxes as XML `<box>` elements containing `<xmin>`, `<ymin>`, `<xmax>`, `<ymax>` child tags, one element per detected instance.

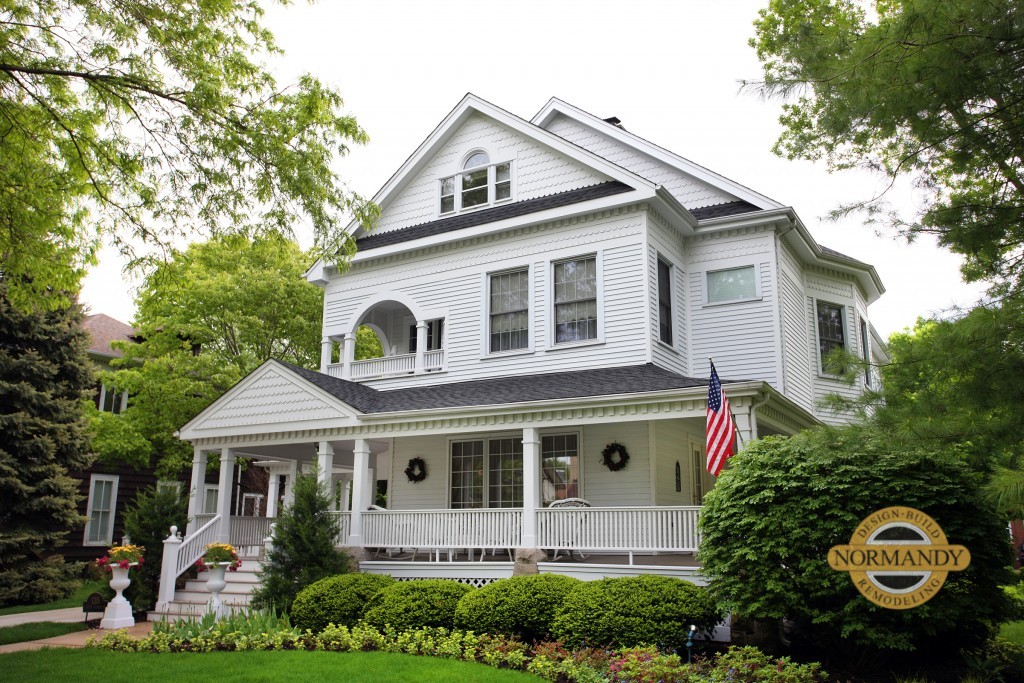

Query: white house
<box><xmin>154</xmin><ymin>95</ymin><xmax>887</xmax><ymax>613</ymax></box>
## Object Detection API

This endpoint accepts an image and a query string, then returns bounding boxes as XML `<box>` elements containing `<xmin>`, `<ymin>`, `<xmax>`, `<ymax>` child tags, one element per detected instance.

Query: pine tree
<box><xmin>251</xmin><ymin>473</ymin><xmax>348</xmax><ymax>614</ymax></box>
<box><xmin>0</xmin><ymin>278</ymin><xmax>95</xmax><ymax>606</ymax></box>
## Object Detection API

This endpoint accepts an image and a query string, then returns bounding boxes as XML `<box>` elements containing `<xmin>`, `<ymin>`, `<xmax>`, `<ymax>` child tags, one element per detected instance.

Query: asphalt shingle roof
<box><xmin>355</xmin><ymin>181</ymin><xmax>634</xmax><ymax>251</ymax></box>
<box><xmin>689</xmin><ymin>200</ymin><xmax>762</xmax><ymax>221</ymax></box>
<box><xmin>280</xmin><ymin>362</ymin><xmax>714</xmax><ymax>414</ymax></box>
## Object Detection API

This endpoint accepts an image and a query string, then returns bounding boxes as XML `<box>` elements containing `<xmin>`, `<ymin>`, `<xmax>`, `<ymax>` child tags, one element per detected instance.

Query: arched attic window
<box><xmin>440</xmin><ymin>150</ymin><xmax>512</xmax><ymax>214</ymax></box>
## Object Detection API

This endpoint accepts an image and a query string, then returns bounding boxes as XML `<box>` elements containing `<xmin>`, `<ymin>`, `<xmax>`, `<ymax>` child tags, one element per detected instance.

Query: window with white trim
<box><xmin>657</xmin><ymin>258</ymin><xmax>673</xmax><ymax>345</ymax></box>
<box><xmin>440</xmin><ymin>152</ymin><xmax>512</xmax><ymax>214</ymax></box>
<box><xmin>489</xmin><ymin>268</ymin><xmax>530</xmax><ymax>353</ymax></box>
<box><xmin>553</xmin><ymin>256</ymin><xmax>598</xmax><ymax>344</ymax></box>
<box><xmin>94</xmin><ymin>381</ymin><xmax>127</xmax><ymax>414</ymax></box>
<box><xmin>203</xmin><ymin>484</ymin><xmax>219</xmax><ymax>514</ymax></box>
<box><xmin>408</xmin><ymin>318</ymin><xmax>444</xmax><ymax>353</ymax></box>
<box><xmin>860</xmin><ymin>317</ymin><xmax>871</xmax><ymax>386</ymax></box>
<box><xmin>84</xmin><ymin>474</ymin><xmax>119</xmax><ymax>546</ymax></box>
<box><xmin>542</xmin><ymin>433</ymin><xmax>580</xmax><ymax>505</ymax></box>
<box><xmin>816</xmin><ymin>301</ymin><xmax>846</xmax><ymax>373</ymax></box>
<box><xmin>706</xmin><ymin>265</ymin><xmax>757</xmax><ymax>304</ymax></box>
<box><xmin>450</xmin><ymin>437</ymin><xmax>523</xmax><ymax>509</ymax></box>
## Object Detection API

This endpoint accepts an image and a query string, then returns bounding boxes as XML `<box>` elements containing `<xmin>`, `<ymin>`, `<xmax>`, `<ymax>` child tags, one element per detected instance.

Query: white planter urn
<box><xmin>100</xmin><ymin>563</ymin><xmax>137</xmax><ymax>629</ymax></box>
<box><xmin>204</xmin><ymin>562</ymin><xmax>230</xmax><ymax>618</ymax></box>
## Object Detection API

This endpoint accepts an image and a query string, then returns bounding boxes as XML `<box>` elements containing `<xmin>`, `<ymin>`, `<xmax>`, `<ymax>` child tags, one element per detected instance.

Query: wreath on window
<box><xmin>601</xmin><ymin>443</ymin><xmax>630</xmax><ymax>472</ymax></box>
<box><xmin>404</xmin><ymin>457</ymin><xmax>428</xmax><ymax>483</ymax></box>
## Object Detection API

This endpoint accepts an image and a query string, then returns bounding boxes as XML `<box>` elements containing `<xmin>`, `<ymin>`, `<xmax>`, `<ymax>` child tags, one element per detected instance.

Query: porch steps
<box><xmin>147</xmin><ymin>559</ymin><xmax>262</xmax><ymax>623</ymax></box>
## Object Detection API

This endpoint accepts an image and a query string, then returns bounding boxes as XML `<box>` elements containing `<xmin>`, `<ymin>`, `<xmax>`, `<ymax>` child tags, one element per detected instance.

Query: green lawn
<box><xmin>0</xmin><ymin>621</ymin><xmax>89</xmax><ymax>645</ymax></box>
<box><xmin>0</xmin><ymin>649</ymin><xmax>544</xmax><ymax>682</ymax></box>
<box><xmin>0</xmin><ymin>580</ymin><xmax>108</xmax><ymax>616</ymax></box>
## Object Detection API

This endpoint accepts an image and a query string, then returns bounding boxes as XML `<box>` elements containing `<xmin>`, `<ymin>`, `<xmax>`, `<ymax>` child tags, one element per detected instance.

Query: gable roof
<box><xmin>532</xmin><ymin>97</ymin><xmax>784</xmax><ymax>211</ymax></box>
<box><xmin>356</xmin><ymin>181</ymin><xmax>633</xmax><ymax>252</ymax></box>
<box><xmin>82</xmin><ymin>313</ymin><xmax>136</xmax><ymax>358</ymax></box>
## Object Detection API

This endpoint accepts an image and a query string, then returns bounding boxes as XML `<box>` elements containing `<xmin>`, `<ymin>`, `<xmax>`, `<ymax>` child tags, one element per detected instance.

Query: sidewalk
<box><xmin>0</xmin><ymin>608</ymin><xmax>153</xmax><ymax>654</ymax></box>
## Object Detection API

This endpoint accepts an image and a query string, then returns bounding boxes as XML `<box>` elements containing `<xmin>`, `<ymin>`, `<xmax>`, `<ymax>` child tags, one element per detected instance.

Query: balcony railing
<box><xmin>325</xmin><ymin>349</ymin><xmax>445</xmax><ymax>381</ymax></box>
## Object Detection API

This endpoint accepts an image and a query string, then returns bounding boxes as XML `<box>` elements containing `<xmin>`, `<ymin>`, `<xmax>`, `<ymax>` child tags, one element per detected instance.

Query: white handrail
<box><xmin>174</xmin><ymin>514</ymin><xmax>222</xmax><ymax>577</ymax></box>
<box><xmin>230</xmin><ymin>516</ymin><xmax>276</xmax><ymax>555</ymax></box>
<box><xmin>537</xmin><ymin>506</ymin><xmax>702</xmax><ymax>553</ymax></box>
<box><xmin>363</xmin><ymin>509</ymin><xmax>521</xmax><ymax>549</ymax></box>
<box><xmin>329</xmin><ymin>512</ymin><xmax>351</xmax><ymax>546</ymax></box>
<box><xmin>351</xmin><ymin>353</ymin><xmax>416</xmax><ymax>380</ymax></box>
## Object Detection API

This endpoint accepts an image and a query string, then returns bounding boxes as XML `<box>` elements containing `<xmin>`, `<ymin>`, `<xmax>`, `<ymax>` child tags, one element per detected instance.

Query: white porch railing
<box><xmin>363</xmin><ymin>509</ymin><xmax>522</xmax><ymax>551</ymax></box>
<box><xmin>330</xmin><ymin>511</ymin><xmax>352</xmax><ymax>545</ymax></box>
<box><xmin>423</xmin><ymin>349</ymin><xmax>445</xmax><ymax>371</ymax></box>
<box><xmin>351</xmin><ymin>353</ymin><xmax>415</xmax><ymax>379</ymax></box>
<box><xmin>174</xmin><ymin>514</ymin><xmax>221</xmax><ymax>577</ymax></box>
<box><xmin>536</xmin><ymin>506</ymin><xmax>702</xmax><ymax>556</ymax></box>
<box><xmin>231</xmin><ymin>516</ymin><xmax>276</xmax><ymax>556</ymax></box>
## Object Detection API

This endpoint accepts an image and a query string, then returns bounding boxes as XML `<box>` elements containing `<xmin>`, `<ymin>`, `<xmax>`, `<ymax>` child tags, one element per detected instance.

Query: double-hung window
<box><xmin>657</xmin><ymin>258</ymin><xmax>673</xmax><ymax>345</ymax></box>
<box><xmin>95</xmin><ymin>381</ymin><xmax>127</xmax><ymax>414</ymax></box>
<box><xmin>489</xmin><ymin>268</ymin><xmax>529</xmax><ymax>353</ymax></box>
<box><xmin>860</xmin><ymin>317</ymin><xmax>871</xmax><ymax>386</ymax></box>
<box><xmin>408</xmin><ymin>319</ymin><xmax>444</xmax><ymax>353</ymax></box>
<box><xmin>84</xmin><ymin>474</ymin><xmax>119</xmax><ymax>545</ymax></box>
<box><xmin>816</xmin><ymin>301</ymin><xmax>846</xmax><ymax>373</ymax></box>
<box><xmin>450</xmin><ymin>438</ymin><xmax>523</xmax><ymax>508</ymax></box>
<box><xmin>440</xmin><ymin>151</ymin><xmax>512</xmax><ymax>214</ymax></box>
<box><xmin>553</xmin><ymin>256</ymin><xmax>598</xmax><ymax>344</ymax></box>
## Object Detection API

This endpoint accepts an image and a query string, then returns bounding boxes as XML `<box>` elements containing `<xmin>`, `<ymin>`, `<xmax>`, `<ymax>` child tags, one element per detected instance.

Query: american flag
<box><xmin>706</xmin><ymin>361</ymin><xmax>735</xmax><ymax>476</ymax></box>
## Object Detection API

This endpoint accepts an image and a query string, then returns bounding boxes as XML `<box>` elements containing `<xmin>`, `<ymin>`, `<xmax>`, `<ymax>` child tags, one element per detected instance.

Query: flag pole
<box><xmin>709</xmin><ymin>356</ymin><xmax>744</xmax><ymax>449</ymax></box>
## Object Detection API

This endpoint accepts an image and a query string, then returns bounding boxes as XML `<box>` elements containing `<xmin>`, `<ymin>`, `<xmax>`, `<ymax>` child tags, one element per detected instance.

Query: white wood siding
<box><xmin>647</xmin><ymin>212</ymin><xmax>688</xmax><ymax>376</ymax></box>
<box><xmin>544</xmin><ymin>114</ymin><xmax>735</xmax><ymax>210</ymax></box>
<box><xmin>390</xmin><ymin>435</ymin><xmax>450</xmax><ymax>510</ymax></box>
<box><xmin>652</xmin><ymin>419</ymin><xmax>707</xmax><ymax>506</ymax></box>
<box><xmin>777</xmin><ymin>241</ymin><xmax>813</xmax><ymax>412</ymax></box>
<box><xmin>581</xmin><ymin>422</ymin><xmax>652</xmax><ymax>506</ymax></box>
<box><xmin>686</xmin><ymin>230</ymin><xmax>780</xmax><ymax>387</ymax></box>
<box><xmin>374</xmin><ymin>113</ymin><xmax>609</xmax><ymax>234</ymax></box>
<box><xmin>324</xmin><ymin>210</ymin><xmax>650</xmax><ymax>389</ymax></box>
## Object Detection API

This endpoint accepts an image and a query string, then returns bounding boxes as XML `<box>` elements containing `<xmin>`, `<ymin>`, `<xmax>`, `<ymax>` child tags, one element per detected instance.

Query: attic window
<box><xmin>440</xmin><ymin>153</ymin><xmax>512</xmax><ymax>215</ymax></box>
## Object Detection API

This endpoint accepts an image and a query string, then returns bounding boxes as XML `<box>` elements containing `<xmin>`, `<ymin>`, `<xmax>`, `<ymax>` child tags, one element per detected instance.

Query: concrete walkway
<box><xmin>0</xmin><ymin>607</ymin><xmax>153</xmax><ymax>654</ymax></box>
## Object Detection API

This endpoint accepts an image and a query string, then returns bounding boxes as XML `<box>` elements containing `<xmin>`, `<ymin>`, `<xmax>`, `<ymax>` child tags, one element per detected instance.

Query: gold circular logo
<box><xmin>828</xmin><ymin>506</ymin><xmax>970</xmax><ymax>610</ymax></box>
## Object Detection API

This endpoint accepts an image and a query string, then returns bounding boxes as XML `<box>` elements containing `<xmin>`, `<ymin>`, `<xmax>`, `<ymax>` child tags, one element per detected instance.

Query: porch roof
<box><xmin>281</xmin><ymin>361</ymin><xmax>721</xmax><ymax>414</ymax></box>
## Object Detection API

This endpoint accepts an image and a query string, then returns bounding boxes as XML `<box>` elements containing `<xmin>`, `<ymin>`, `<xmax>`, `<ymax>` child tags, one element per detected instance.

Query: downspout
<box><xmin>749</xmin><ymin>391</ymin><xmax>771</xmax><ymax>441</ymax></box>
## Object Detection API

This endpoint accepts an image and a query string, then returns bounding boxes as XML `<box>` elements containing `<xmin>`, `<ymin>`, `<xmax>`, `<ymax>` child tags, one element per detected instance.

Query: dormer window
<box><xmin>440</xmin><ymin>152</ymin><xmax>512</xmax><ymax>215</ymax></box>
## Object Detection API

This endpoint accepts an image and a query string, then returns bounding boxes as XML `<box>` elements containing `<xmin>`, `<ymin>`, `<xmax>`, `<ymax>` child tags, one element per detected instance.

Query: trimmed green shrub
<box><xmin>550</xmin><ymin>575</ymin><xmax>718</xmax><ymax>648</ymax></box>
<box><xmin>291</xmin><ymin>573</ymin><xmax>395</xmax><ymax>633</ymax></box>
<box><xmin>454</xmin><ymin>574</ymin><xmax>580</xmax><ymax>642</ymax></box>
<box><xmin>361</xmin><ymin>579</ymin><xmax>473</xmax><ymax>631</ymax></box>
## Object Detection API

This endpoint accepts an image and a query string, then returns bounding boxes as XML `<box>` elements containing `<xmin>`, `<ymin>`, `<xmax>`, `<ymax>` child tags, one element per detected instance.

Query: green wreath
<box><xmin>601</xmin><ymin>442</ymin><xmax>630</xmax><ymax>472</ymax></box>
<box><xmin>405</xmin><ymin>457</ymin><xmax>427</xmax><ymax>483</ymax></box>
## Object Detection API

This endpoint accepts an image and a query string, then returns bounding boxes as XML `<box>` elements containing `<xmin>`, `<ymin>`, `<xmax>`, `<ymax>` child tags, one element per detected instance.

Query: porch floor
<box><xmin>364</xmin><ymin>549</ymin><xmax>700</xmax><ymax>568</ymax></box>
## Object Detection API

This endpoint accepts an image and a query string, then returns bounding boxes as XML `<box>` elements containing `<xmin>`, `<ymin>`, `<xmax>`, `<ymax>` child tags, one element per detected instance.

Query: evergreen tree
<box><xmin>122</xmin><ymin>485</ymin><xmax>189</xmax><ymax>610</ymax></box>
<box><xmin>251</xmin><ymin>473</ymin><xmax>348</xmax><ymax>614</ymax></box>
<box><xmin>0</xmin><ymin>278</ymin><xmax>94</xmax><ymax>606</ymax></box>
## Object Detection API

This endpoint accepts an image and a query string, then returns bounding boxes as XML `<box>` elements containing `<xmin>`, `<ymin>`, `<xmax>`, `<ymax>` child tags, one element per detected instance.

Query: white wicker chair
<box><xmin>548</xmin><ymin>497</ymin><xmax>591</xmax><ymax>561</ymax></box>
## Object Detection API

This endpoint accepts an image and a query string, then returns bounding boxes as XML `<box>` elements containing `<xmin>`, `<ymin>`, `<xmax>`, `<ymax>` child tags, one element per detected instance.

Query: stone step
<box><xmin>148</xmin><ymin>601</ymin><xmax>250</xmax><ymax>623</ymax></box>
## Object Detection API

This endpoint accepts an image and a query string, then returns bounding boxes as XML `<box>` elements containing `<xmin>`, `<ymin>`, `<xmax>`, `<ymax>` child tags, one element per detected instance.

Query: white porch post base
<box><xmin>155</xmin><ymin>526</ymin><xmax>182</xmax><ymax>613</ymax></box>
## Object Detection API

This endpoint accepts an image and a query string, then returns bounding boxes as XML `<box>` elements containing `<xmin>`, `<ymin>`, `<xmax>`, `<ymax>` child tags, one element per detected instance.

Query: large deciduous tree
<box><xmin>0</xmin><ymin>278</ymin><xmax>94</xmax><ymax>606</ymax></box>
<box><xmin>96</xmin><ymin>234</ymin><xmax>324</xmax><ymax>475</ymax></box>
<box><xmin>751</xmin><ymin>0</ymin><xmax>1024</xmax><ymax>291</ymax></box>
<box><xmin>0</xmin><ymin>0</ymin><xmax>373</xmax><ymax>309</ymax></box>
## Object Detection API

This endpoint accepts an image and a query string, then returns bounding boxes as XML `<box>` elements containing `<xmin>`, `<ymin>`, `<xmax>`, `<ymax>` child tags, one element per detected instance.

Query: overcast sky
<box><xmin>80</xmin><ymin>0</ymin><xmax>987</xmax><ymax>337</ymax></box>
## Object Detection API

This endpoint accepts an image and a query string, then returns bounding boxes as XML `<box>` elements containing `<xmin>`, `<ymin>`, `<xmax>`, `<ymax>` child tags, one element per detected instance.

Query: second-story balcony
<box><xmin>326</xmin><ymin>348</ymin><xmax>445</xmax><ymax>381</ymax></box>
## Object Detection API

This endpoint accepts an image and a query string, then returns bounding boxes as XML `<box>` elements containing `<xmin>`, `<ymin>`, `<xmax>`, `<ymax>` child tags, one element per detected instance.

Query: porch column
<box><xmin>266</xmin><ymin>471</ymin><xmax>281</xmax><ymax>518</ymax></box>
<box><xmin>216</xmin><ymin>448</ymin><xmax>234</xmax><ymax>544</ymax></box>
<box><xmin>320</xmin><ymin>335</ymin><xmax>333</xmax><ymax>373</ymax></box>
<box><xmin>414</xmin><ymin>320</ymin><xmax>427</xmax><ymax>374</ymax></box>
<box><xmin>282</xmin><ymin>460</ymin><xmax>298</xmax><ymax>509</ymax></box>
<box><xmin>186</xmin><ymin>447</ymin><xmax>208</xmax><ymax>534</ymax></box>
<box><xmin>733</xmin><ymin>398</ymin><xmax>756</xmax><ymax>451</ymax></box>
<box><xmin>348</xmin><ymin>439</ymin><xmax>370</xmax><ymax>547</ymax></box>
<box><xmin>521</xmin><ymin>427</ymin><xmax>540</xmax><ymax>548</ymax></box>
<box><xmin>317</xmin><ymin>442</ymin><xmax>334</xmax><ymax>505</ymax></box>
<box><xmin>341</xmin><ymin>332</ymin><xmax>355</xmax><ymax>380</ymax></box>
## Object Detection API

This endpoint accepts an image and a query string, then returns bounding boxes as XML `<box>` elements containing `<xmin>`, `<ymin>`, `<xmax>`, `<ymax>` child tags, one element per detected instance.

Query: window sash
<box><xmin>554</xmin><ymin>257</ymin><xmax>598</xmax><ymax>343</ymax></box>
<box><xmin>658</xmin><ymin>259</ymin><xmax>673</xmax><ymax>344</ymax></box>
<box><xmin>440</xmin><ymin>161</ymin><xmax>513</xmax><ymax>214</ymax></box>
<box><xmin>706</xmin><ymin>266</ymin><xmax>756</xmax><ymax>303</ymax></box>
<box><xmin>541</xmin><ymin>434</ymin><xmax>579</xmax><ymax>505</ymax></box>
<box><xmin>489</xmin><ymin>269</ymin><xmax>529</xmax><ymax>352</ymax></box>
<box><xmin>450</xmin><ymin>437</ymin><xmax>524</xmax><ymax>509</ymax></box>
<box><xmin>85</xmin><ymin>476</ymin><xmax>118</xmax><ymax>545</ymax></box>
<box><xmin>817</xmin><ymin>301</ymin><xmax>846</xmax><ymax>371</ymax></box>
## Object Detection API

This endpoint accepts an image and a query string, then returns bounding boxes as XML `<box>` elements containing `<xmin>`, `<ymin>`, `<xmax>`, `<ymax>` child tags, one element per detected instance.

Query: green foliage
<box><xmin>251</xmin><ymin>473</ymin><xmax>348</xmax><ymax>614</ymax></box>
<box><xmin>362</xmin><ymin>579</ymin><xmax>474</xmax><ymax>632</ymax></box>
<box><xmin>550</xmin><ymin>575</ymin><xmax>719</xmax><ymax>649</ymax></box>
<box><xmin>122</xmin><ymin>485</ymin><xmax>189</xmax><ymax>610</ymax></box>
<box><xmin>699</xmin><ymin>429</ymin><xmax>1015</xmax><ymax>653</ymax></box>
<box><xmin>355</xmin><ymin>325</ymin><xmax>385</xmax><ymax>361</ymax></box>
<box><xmin>291</xmin><ymin>572</ymin><xmax>395</xmax><ymax>633</ymax></box>
<box><xmin>97</xmin><ymin>233</ymin><xmax>324</xmax><ymax>475</ymax></box>
<box><xmin>0</xmin><ymin>0</ymin><xmax>375</xmax><ymax>310</ymax></box>
<box><xmin>0</xmin><ymin>279</ymin><xmax>93</xmax><ymax>607</ymax></box>
<box><xmin>751</xmin><ymin>0</ymin><xmax>1024</xmax><ymax>292</ymax></box>
<box><xmin>454</xmin><ymin>574</ymin><xmax>580</xmax><ymax>642</ymax></box>
<box><xmin>694</xmin><ymin>646</ymin><xmax>826</xmax><ymax>683</ymax></box>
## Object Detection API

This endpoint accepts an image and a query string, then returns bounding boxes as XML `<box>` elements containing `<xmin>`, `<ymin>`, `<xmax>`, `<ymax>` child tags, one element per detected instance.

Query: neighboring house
<box><xmin>155</xmin><ymin>95</ymin><xmax>888</xmax><ymax>612</ymax></box>
<box><xmin>62</xmin><ymin>314</ymin><xmax>148</xmax><ymax>561</ymax></box>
